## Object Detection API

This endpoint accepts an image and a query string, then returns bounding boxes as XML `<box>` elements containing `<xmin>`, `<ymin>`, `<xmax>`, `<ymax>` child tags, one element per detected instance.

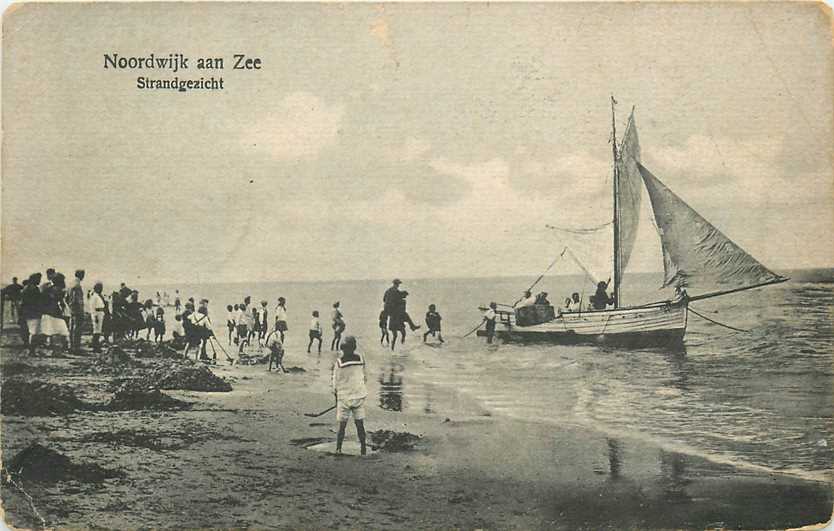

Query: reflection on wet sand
<box><xmin>659</xmin><ymin>449</ymin><xmax>692</xmax><ymax>503</ymax></box>
<box><xmin>607</xmin><ymin>437</ymin><xmax>622</xmax><ymax>479</ymax></box>
<box><xmin>379</xmin><ymin>362</ymin><xmax>404</xmax><ymax>412</ymax></box>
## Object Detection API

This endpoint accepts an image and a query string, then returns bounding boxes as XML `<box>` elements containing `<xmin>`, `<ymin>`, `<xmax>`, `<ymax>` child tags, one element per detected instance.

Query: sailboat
<box><xmin>478</xmin><ymin>99</ymin><xmax>788</xmax><ymax>347</ymax></box>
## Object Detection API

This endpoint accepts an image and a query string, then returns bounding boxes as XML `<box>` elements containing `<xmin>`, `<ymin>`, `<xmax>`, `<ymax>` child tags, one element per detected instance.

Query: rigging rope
<box><xmin>546</xmin><ymin>222</ymin><xmax>612</xmax><ymax>235</ymax></box>
<box><xmin>512</xmin><ymin>247</ymin><xmax>568</xmax><ymax>306</ymax></box>
<box><xmin>688</xmin><ymin>305</ymin><xmax>750</xmax><ymax>333</ymax></box>
<box><xmin>565</xmin><ymin>247</ymin><xmax>600</xmax><ymax>286</ymax></box>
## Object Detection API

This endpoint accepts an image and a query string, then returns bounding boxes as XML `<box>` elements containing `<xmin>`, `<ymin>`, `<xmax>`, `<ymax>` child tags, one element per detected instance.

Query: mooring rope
<box><xmin>689</xmin><ymin>305</ymin><xmax>750</xmax><ymax>333</ymax></box>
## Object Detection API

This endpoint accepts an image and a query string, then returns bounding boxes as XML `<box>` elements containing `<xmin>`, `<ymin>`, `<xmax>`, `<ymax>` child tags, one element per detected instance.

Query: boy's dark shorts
<box><xmin>309</xmin><ymin>330</ymin><xmax>322</xmax><ymax>339</ymax></box>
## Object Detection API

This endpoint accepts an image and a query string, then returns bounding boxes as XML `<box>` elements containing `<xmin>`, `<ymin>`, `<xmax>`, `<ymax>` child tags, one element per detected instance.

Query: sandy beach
<box><xmin>1</xmin><ymin>326</ymin><xmax>831</xmax><ymax>530</ymax></box>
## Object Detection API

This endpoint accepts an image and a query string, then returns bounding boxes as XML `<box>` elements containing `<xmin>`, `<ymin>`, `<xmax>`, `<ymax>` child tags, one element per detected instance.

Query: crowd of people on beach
<box><xmin>1</xmin><ymin>271</ymin><xmax>449</xmax><ymax>360</ymax></box>
<box><xmin>1</xmin><ymin>271</ymin><xmax>450</xmax><ymax>455</ymax></box>
<box><xmin>1</xmin><ymin>268</ymin><xmax>208</xmax><ymax>357</ymax></box>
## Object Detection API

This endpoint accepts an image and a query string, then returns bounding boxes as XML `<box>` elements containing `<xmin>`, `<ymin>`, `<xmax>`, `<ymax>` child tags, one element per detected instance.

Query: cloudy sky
<box><xmin>2</xmin><ymin>2</ymin><xmax>832</xmax><ymax>285</ymax></box>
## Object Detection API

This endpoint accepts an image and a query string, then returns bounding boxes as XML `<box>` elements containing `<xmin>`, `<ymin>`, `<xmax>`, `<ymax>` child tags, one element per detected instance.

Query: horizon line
<box><xmin>131</xmin><ymin>266</ymin><xmax>832</xmax><ymax>288</ymax></box>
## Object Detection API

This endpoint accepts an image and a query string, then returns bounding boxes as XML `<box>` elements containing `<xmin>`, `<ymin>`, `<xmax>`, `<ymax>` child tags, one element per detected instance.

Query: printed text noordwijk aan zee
<box><xmin>103</xmin><ymin>52</ymin><xmax>263</xmax><ymax>92</ymax></box>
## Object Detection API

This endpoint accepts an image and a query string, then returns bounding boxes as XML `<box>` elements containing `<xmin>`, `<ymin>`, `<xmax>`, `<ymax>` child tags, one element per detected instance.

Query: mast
<box><xmin>611</xmin><ymin>95</ymin><xmax>620</xmax><ymax>308</ymax></box>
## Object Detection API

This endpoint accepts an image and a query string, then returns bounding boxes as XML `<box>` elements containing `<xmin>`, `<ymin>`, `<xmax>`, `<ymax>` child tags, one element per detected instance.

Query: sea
<box><xmin>142</xmin><ymin>268</ymin><xmax>833</xmax><ymax>484</ymax></box>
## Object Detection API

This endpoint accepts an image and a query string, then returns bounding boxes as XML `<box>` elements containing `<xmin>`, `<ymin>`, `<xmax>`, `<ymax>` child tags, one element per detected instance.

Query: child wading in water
<box><xmin>330</xmin><ymin>301</ymin><xmax>345</xmax><ymax>351</ymax></box>
<box><xmin>423</xmin><ymin>304</ymin><xmax>444</xmax><ymax>343</ymax></box>
<box><xmin>378</xmin><ymin>307</ymin><xmax>389</xmax><ymax>346</ymax></box>
<box><xmin>307</xmin><ymin>310</ymin><xmax>322</xmax><ymax>354</ymax></box>
<box><xmin>331</xmin><ymin>336</ymin><xmax>368</xmax><ymax>455</ymax></box>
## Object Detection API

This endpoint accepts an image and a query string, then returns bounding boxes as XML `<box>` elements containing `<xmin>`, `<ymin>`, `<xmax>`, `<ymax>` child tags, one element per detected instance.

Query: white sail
<box><xmin>614</xmin><ymin>112</ymin><xmax>643</xmax><ymax>298</ymax></box>
<box><xmin>637</xmin><ymin>163</ymin><xmax>783</xmax><ymax>292</ymax></box>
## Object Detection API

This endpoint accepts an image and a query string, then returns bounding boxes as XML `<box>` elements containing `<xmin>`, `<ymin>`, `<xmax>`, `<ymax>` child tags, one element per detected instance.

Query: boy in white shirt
<box><xmin>331</xmin><ymin>336</ymin><xmax>368</xmax><ymax>455</ymax></box>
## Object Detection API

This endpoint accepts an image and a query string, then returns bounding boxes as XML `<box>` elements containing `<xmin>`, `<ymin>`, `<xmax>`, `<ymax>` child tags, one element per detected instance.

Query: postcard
<box><xmin>1</xmin><ymin>2</ymin><xmax>832</xmax><ymax>529</ymax></box>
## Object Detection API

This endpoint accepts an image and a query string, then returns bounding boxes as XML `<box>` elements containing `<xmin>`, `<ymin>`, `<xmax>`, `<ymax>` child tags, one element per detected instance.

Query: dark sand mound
<box><xmin>369</xmin><ymin>430</ymin><xmax>423</xmax><ymax>452</ymax></box>
<box><xmin>1</xmin><ymin>380</ymin><xmax>91</xmax><ymax>417</ymax></box>
<box><xmin>106</xmin><ymin>383</ymin><xmax>191</xmax><ymax>411</ymax></box>
<box><xmin>284</xmin><ymin>366</ymin><xmax>306</xmax><ymax>374</ymax></box>
<box><xmin>107</xmin><ymin>360</ymin><xmax>232</xmax><ymax>393</ymax></box>
<box><xmin>3</xmin><ymin>443</ymin><xmax>123</xmax><ymax>483</ymax></box>
<box><xmin>84</xmin><ymin>347</ymin><xmax>162</xmax><ymax>376</ymax></box>
<box><xmin>157</xmin><ymin>365</ymin><xmax>233</xmax><ymax>392</ymax></box>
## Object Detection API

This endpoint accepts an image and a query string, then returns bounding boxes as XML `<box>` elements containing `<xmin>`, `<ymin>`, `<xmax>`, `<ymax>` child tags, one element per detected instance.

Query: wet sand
<box><xmin>1</xmin><ymin>333</ymin><xmax>831</xmax><ymax>529</ymax></box>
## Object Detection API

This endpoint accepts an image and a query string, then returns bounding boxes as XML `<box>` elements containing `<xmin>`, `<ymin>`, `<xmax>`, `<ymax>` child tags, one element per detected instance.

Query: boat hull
<box><xmin>477</xmin><ymin>300</ymin><xmax>688</xmax><ymax>348</ymax></box>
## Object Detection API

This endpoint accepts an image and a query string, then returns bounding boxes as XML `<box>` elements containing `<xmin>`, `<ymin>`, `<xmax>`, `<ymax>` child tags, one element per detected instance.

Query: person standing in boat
<box><xmin>482</xmin><ymin>302</ymin><xmax>497</xmax><ymax>344</ymax></box>
<box><xmin>589</xmin><ymin>280</ymin><xmax>616</xmax><ymax>310</ymax></box>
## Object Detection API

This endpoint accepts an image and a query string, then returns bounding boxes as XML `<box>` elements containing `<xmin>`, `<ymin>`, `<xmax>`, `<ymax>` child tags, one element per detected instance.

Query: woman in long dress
<box><xmin>39</xmin><ymin>272</ymin><xmax>70</xmax><ymax>350</ymax></box>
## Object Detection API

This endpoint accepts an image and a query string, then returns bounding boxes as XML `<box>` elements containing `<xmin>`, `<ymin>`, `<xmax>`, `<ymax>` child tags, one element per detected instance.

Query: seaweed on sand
<box><xmin>156</xmin><ymin>365</ymin><xmax>232</xmax><ymax>392</ymax></box>
<box><xmin>105</xmin><ymin>381</ymin><xmax>191</xmax><ymax>411</ymax></box>
<box><xmin>1</xmin><ymin>380</ymin><xmax>92</xmax><ymax>417</ymax></box>
<box><xmin>2</xmin><ymin>443</ymin><xmax>124</xmax><ymax>484</ymax></box>
<box><xmin>369</xmin><ymin>430</ymin><xmax>423</xmax><ymax>452</ymax></box>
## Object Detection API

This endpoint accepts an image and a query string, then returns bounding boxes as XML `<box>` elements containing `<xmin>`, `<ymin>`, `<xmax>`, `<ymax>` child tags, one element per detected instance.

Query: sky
<box><xmin>2</xmin><ymin>2</ymin><xmax>832</xmax><ymax>286</ymax></box>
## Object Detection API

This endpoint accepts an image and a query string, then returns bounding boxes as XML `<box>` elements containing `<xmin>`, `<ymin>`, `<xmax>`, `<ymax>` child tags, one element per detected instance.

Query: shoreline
<box><xmin>2</xmin><ymin>331</ymin><xmax>831</xmax><ymax>529</ymax></box>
